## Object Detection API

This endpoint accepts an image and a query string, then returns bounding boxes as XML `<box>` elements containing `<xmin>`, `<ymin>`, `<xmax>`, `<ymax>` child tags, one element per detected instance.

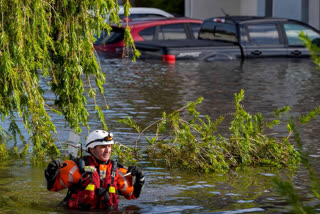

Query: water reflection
<box><xmin>1</xmin><ymin>57</ymin><xmax>320</xmax><ymax>213</ymax></box>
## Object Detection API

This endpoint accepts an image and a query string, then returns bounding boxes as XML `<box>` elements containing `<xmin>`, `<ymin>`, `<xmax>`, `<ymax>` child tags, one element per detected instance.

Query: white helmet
<box><xmin>86</xmin><ymin>130</ymin><xmax>114</xmax><ymax>151</ymax></box>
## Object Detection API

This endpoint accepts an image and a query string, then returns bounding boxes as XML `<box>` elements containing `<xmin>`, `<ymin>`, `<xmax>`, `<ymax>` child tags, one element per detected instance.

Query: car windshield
<box><xmin>94</xmin><ymin>27</ymin><xmax>124</xmax><ymax>45</ymax></box>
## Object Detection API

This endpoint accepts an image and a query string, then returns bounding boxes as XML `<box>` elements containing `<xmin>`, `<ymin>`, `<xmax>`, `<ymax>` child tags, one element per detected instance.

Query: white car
<box><xmin>118</xmin><ymin>6</ymin><xmax>174</xmax><ymax>19</ymax></box>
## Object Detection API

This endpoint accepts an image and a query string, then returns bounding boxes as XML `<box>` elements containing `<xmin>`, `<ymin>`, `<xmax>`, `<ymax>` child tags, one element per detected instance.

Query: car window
<box><xmin>247</xmin><ymin>24</ymin><xmax>280</xmax><ymax>45</ymax></box>
<box><xmin>139</xmin><ymin>27</ymin><xmax>155</xmax><ymax>41</ymax></box>
<box><xmin>199</xmin><ymin>21</ymin><xmax>237</xmax><ymax>42</ymax></box>
<box><xmin>94</xmin><ymin>28</ymin><xmax>124</xmax><ymax>45</ymax></box>
<box><xmin>190</xmin><ymin>23</ymin><xmax>201</xmax><ymax>39</ymax></box>
<box><xmin>284</xmin><ymin>23</ymin><xmax>320</xmax><ymax>46</ymax></box>
<box><xmin>158</xmin><ymin>24</ymin><xmax>187</xmax><ymax>40</ymax></box>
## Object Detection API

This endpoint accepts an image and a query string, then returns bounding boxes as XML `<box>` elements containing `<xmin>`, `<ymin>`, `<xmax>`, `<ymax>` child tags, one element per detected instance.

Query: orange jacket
<box><xmin>49</xmin><ymin>156</ymin><xmax>135</xmax><ymax>209</ymax></box>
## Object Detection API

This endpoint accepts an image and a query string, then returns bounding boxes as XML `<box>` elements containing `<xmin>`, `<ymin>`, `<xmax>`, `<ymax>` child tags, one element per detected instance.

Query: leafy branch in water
<box><xmin>273</xmin><ymin>111</ymin><xmax>320</xmax><ymax>214</ymax></box>
<box><xmin>122</xmin><ymin>0</ymin><xmax>141</xmax><ymax>61</ymax></box>
<box><xmin>300</xmin><ymin>32</ymin><xmax>320</xmax><ymax>67</ymax></box>
<box><xmin>120</xmin><ymin>90</ymin><xmax>306</xmax><ymax>173</ymax></box>
<box><xmin>272</xmin><ymin>34</ymin><xmax>320</xmax><ymax>214</ymax></box>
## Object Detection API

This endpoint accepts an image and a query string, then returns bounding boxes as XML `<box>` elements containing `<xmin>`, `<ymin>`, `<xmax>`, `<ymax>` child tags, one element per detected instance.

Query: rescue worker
<box><xmin>44</xmin><ymin>130</ymin><xmax>145</xmax><ymax>210</ymax></box>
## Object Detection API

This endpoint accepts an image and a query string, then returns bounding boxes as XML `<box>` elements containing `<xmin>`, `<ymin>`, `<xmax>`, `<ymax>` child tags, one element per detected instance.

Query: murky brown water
<box><xmin>1</xmin><ymin>56</ymin><xmax>320</xmax><ymax>213</ymax></box>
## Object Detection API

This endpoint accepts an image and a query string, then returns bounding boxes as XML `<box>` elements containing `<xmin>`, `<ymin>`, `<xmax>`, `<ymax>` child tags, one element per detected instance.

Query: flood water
<box><xmin>1</xmin><ymin>56</ymin><xmax>320</xmax><ymax>213</ymax></box>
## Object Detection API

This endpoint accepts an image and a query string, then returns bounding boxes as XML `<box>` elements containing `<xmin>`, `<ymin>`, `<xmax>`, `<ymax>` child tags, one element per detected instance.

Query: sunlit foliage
<box><xmin>0</xmin><ymin>0</ymin><xmax>136</xmax><ymax>163</ymax></box>
<box><xmin>273</xmin><ymin>33</ymin><xmax>320</xmax><ymax>214</ymax></box>
<box><xmin>120</xmin><ymin>90</ymin><xmax>310</xmax><ymax>173</ymax></box>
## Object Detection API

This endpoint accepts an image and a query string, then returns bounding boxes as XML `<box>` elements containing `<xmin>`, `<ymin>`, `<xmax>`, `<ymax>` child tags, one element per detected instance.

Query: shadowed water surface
<box><xmin>1</xmin><ymin>57</ymin><xmax>320</xmax><ymax>213</ymax></box>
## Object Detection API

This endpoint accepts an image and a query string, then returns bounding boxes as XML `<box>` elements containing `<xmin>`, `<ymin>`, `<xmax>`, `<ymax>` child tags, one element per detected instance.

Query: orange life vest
<box><xmin>49</xmin><ymin>156</ymin><xmax>135</xmax><ymax>210</ymax></box>
<box><xmin>67</xmin><ymin>157</ymin><xmax>119</xmax><ymax>209</ymax></box>
<box><xmin>50</xmin><ymin>160</ymin><xmax>81</xmax><ymax>191</ymax></box>
<box><xmin>118</xmin><ymin>168</ymin><xmax>134</xmax><ymax>199</ymax></box>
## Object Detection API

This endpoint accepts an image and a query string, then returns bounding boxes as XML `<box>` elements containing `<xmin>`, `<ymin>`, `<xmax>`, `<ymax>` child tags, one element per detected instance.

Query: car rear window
<box><xmin>284</xmin><ymin>23</ymin><xmax>320</xmax><ymax>46</ymax></box>
<box><xmin>94</xmin><ymin>27</ymin><xmax>124</xmax><ymax>45</ymax></box>
<box><xmin>190</xmin><ymin>23</ymin><xmax>201</xmax><ymax>39</ymax></box>
<box><xmin>139</xmin><ymin>27</ymin><xmax>156</xmax><ymax>40</ymax></box>
<box><xmin>199</xmin><ymin>21</ymin><xmax>237</xmax><ymax>42</ymax></box>
<box><xmin>158</xmin><ymin>23</ymin><xmax>187</xmax><ymax>40</ymax></box>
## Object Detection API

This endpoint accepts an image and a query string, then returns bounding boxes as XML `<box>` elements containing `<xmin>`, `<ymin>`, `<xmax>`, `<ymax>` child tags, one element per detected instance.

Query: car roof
<box><xmin>115</xmin><ymin>17</ymin><xmax>203</xmax><ymax>29</ymax></box>
<box><xmin>203</xmin><ymin>15</ymin><xmax>304</xmax><ymax>25</ymax></box>
<box><xmin>118</xmin><ymin>6</ymin><xmax>174</xmax><ymax>18</ymax></box>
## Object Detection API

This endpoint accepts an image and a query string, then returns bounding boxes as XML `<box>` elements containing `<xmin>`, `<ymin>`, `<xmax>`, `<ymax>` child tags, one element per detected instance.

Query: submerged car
<box><xmin>133</xmin><ymin>16</ymin><xmax>320</xmax><ymax>63</ymax></box>
<box><xmin>94</xmin><ymin>17</ymin><xmax>203</xmax><ymax>55</ymax></box>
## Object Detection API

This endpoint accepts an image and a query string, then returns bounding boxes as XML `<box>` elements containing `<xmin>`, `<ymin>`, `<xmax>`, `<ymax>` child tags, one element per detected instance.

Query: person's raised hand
<box><xmin>44</xmin><ymin>160</ymin><xmax>63</xmax><ymax>190</ymax></box>
<box><xmin>127</xmin><ymin>166</ymin><xmax>145</xmax><ymax>198</ymax></box>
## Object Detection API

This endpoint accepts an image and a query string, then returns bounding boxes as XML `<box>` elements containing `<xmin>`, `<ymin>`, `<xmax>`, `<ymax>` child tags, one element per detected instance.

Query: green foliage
<box><xmin>122</xmin><ymin>0</ymin><xmax>141</xmax><ymax>61</ymax></box>
<box><xmin>0</xmin><ymin>143</ymin><xmax>9</xmax><ymax>160</ymax></box>
<box><xmin>111</xmin><ymin>142</ymin><xmax>139</xmax><ymax>165</ymax></box>
<box><xmin>0</xmin><ymin>143</ymin><xmax>30</xmax><ymax>161</ymax></box>
<box><xmin>274</xmin><ymin>115</ymin><xmax>320</xmax><ymax>213</ymax></box>
<box><xmin>120</xmin><ymin>90</ymin><xmax>305</xmax><ymax>173</ymax></box>
<box><xmin>272</xmin><ymin>33</ymin><xmax>320</xmax><ymax>213</ymax></box>
<box><xmin>273</xmin><ymin>178</ymin><xmax>315</xmax><ymax>214</ymax></box>
<box><xmin>299</xmin><ymin>106</ymin><xmax>320</xmax><ymax>125</ymax></box>
<box><xmin>0</xmin><ymin>0</ymin><xmax>136</xmax><ymax>161</ymax></box>
<box><xmin>13</xmin><ymin>144</ymin><xmax>29</xmax><ymax>159</ymax></box>
<box><xmin>0</xmin><ymin>127</ymin><xmax>28</xmax><ymax>161</ymax></box>
<box><xmin>227</xmin><ymin>90</ymin><xmax>299</xmax><ymax>168</ymax></box>
<box><xmin>118</xmin><ymin>117</ymin><xmax>141</xmax><ymax>133</ymax></box>
<box><xmin>300</xmin><ymin>32</ymin><xmax>320</xmax><ymax>66</ymax></box>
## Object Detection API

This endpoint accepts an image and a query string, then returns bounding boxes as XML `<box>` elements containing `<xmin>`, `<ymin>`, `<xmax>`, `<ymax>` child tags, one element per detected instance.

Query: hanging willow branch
<box><xmin>0</xmin><ymin>0</ymin><xmax>135</xmax><ymax>163</ymax></box>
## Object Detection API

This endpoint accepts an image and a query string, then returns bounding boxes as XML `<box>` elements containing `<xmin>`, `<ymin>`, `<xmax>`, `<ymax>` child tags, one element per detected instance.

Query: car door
<box><xmin>282</xmin><ymin>22</ymin><xmax>320</xmax><ymax>57</ymax></box>
<box><xmin>244</xmin><ymin>23</ymin><xmax>287</xmax><ymax>58</ymax></box>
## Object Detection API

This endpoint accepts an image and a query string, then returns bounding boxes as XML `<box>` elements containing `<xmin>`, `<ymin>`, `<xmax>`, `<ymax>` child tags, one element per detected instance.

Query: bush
<box><xmin>120</xmin><ymin>90</ymin><xmax>305</xmax><ymax>173</ymax></box>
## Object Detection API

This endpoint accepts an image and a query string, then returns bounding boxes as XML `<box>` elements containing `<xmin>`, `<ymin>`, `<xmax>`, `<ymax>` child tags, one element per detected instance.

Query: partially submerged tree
<box><xmin>0</xmin><ymin>0</ymin><xmax>136</xmax><ymax>163</ymax></box>
<box><xmin>119</xmin><ymin>90</ymin><xmax>316</xmax><ymax>173</ymax></box>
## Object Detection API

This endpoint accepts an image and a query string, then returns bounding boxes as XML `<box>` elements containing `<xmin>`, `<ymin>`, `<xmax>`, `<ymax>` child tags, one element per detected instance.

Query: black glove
<box><xmin>44</xmin><ymin>160</ymin><xmax>62</xmax><ymax>190</ymax></box>
<box><xmin>128</xmin><ymin>166</ymin><xmax>145</xmax><ymax>198</ymax></box>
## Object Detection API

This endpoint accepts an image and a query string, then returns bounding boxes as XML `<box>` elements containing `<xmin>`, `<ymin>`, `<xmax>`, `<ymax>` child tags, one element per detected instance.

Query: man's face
<box><xmin>90</xmin><ymin>144</ymin><xmax>112</xmax><ymax>162</ymax></box>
